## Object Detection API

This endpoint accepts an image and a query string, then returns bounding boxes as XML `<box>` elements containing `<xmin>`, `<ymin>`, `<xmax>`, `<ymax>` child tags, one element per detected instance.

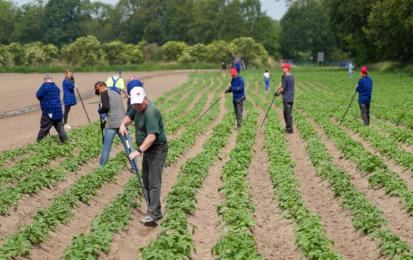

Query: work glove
<box><xmin>224</xmin><ymin>88</ymin><xmax>231</xmax><ymax>94</ymax></box>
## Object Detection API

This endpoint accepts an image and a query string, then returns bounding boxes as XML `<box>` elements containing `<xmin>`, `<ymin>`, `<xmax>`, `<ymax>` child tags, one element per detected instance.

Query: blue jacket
<box><xmin>282</xmin><ymin>74</ymin><xmax>294</xmax><ymax>103</ymax></box>
<box><xmin>36</xmin><ymin>82</ymin><xmax>63</xmax><ymax>121</ymax></box>
<box><xmin>356</xmin><ymin>76</ymin><xmax>373</xmax><ymax>104</ymax></box>
<box><xmin>228</xmin><ymin>76</ymin><xmax>245</xmax><ymax>103</ymax></box>
<box><xmin>62</xmin><ymin>79</ymin><xmax>77</xmax><ymax>106</ymax></box>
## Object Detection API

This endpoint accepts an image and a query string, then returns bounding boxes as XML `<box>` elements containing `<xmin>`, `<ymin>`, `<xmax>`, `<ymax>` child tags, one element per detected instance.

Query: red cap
<box><xmin>360</xmin><ymin>66</ymin><xmax>368</xmax><ymax>74</ymax></box>
<box><xmin>282</xmin><ymin>63</ymin><xmax>291</xmax><ymax>71</ymax></box>
<box><xmin>230</xmin><ymin>67</ymin><xmax>237</xmax><ymax>77</ymax></box>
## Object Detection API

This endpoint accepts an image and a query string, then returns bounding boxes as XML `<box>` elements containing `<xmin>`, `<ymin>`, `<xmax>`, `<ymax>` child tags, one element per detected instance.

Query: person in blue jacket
<box><xmin>62</xmin><ymin>71</ymin><xmax>77</xmax><ymax>130</ymax></box>
<box><xmin>36</xmin><ymin>74</ymin><xmax>68</xmax><ymax>143</ymax></box>
<box><xmin>225</xmin><ymin>67</ymin><xmax>245</xmax><ymax>129</ymax></box>
<box><xmin>356</xmin><ymin>66</ymin><xmax>373</xmax><ymax>125</ymax></box>
<box><xmin>126</xmin><ymin>77</ymin><xmax>144</xmax><ymax>113</ymax></box>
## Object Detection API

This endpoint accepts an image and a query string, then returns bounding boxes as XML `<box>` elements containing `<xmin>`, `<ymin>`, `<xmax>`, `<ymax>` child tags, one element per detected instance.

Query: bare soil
<box><xmin>0</xmin><ymin>72</ymin><xmax>188</xmax><ymax>152</ymax></box>
<box><xmin>248</xmin><ymin>107</ymin><xmax>300</xmax><ymax>260</ymax></box>
<box><xmin>102</xmin><ymin>91</ymin><xmax>228</xmax><ymax>260</ymax></box>
<box><xmin>189</xmin><ymin>126</ymin><xmax>238</xmax><ymax>259</ymax></box>
<box><xmin>276</xmin><ymin>108</ymin><xmax>382</xmax><ymax>259</ymax></box>
<box><xmin>306</xmin><ymin>114</ymin><xmax>413</xmax><ymax>247</ymax></box>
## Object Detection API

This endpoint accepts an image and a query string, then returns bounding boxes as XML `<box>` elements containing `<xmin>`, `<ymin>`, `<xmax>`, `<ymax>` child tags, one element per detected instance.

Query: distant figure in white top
<box><xmin>348</xmin><ymin>62</ymin><xmax>354</xmax><ymax>79</ymax></box>
<box><xmin>263</xmin><ymin>70</ymin><xmax>271</xmax><ymax>91</ymax></box>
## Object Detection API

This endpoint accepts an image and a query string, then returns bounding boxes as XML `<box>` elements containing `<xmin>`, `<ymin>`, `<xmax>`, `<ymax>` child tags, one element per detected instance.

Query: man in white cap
<box><xmin>119</xmin><ymin>87</ymin><xmax>168</xmax><ymax>225</ymax></box>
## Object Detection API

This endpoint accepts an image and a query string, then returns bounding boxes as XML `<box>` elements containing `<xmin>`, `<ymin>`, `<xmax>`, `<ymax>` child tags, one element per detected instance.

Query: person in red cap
<box><xmin>225</xmin><ymin>67</ymin><xmax>245</xmax><ymax>129</ymax></box>
<box><xmin>356</xmin><ymin>65</ymin><xmax>373</xmax><ymax>125</ymax></box>
<box><xmin>275</xmin><ymin>63</ymin><xmax>295</xmax><ymax>133</ymax></box>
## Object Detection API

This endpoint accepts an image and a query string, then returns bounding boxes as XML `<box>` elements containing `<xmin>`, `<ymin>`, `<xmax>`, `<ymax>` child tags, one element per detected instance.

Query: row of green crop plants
<box><xmin>265</xmin><ymin>71</ymin><xmax>413</xmax><ymax>258</ymax></box>
<box><xmin>0</xmin><ymin>76</ymin><xmax>207</xmax><ymax>216</ymax></box>
<box><xmin>0</xmin><ymin>73</ymin><xmax>222</xmax><ymax>258</ymax></box>
<box><xmin>296</xmin><ymin>82</ymin><xmax>413</xmax><ymax>213</ymax></box>
<box><xmin>62</xmin><ymin>77</ymin><xmax>225</xmax><ymax>259</ymax></box>
<box><xmin>298</xmin><ymin>77</ymin><xmax>413</xmax><ymax>177</ymax></box>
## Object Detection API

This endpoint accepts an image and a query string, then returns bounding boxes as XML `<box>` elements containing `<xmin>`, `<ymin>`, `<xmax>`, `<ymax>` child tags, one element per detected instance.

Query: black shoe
<box><xmin>140</xmin><ymin>215</ymin><xmax>157</xmax><ymax>226</ymax></box>
<box><xmin>285</xmin><ymin>129</ymin><xmax>294</xmax><ymax>134</ymax></box>
<box><xmin>153</xmin><ymin>212</ymin><xmax>163</xmax><ymax>220</ymax></box>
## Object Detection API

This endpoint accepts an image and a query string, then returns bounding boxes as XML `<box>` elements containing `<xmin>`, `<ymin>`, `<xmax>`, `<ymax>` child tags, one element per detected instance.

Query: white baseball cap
<box><xmin>130</xmin><ymin>87</ymin><xmax>146</xmax><ymax>104</ymax></box>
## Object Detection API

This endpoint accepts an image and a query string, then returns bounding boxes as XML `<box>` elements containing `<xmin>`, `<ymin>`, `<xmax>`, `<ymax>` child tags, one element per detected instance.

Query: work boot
<box><xmin>64</xmin><ymin>124</ymin><xmax>72</xmax><ymax>130</ymax></box>
<box><xmin>140</xmin><ymin>214</ymin><xmax>156</xmax><ymax>226</ymax></box>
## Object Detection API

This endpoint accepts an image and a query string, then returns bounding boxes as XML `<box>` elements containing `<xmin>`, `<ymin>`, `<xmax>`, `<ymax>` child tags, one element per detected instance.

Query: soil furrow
<box><xmin>337</xmin><ymin>122</ymin><xmax>413</xmax><ymax>191</ymax></box>
<box><xmin>306</xmin><ymin>114</ymin><xmax>413</xmax><ymax>247</ymax></box>
<box><xmin>102</xmin><ymin>96</ymin><xmax>227</xmax><ymax>260</ymax></box>
<box><xmin>278</xmin><ymin>109</ymin><xmax>383</xmax><ymax>259</ymax></box>
<box><xmin>23</xmin><ymin>168</ymin><xmax>132</xmax><ymax>260</ymax></box>
<box><xmin>248</xmin><ymin>108</ymin><xmax>300</xmax><ymax>260</ymax></box>
<box><xmin>0</xmin><ymin>145</ymin><xmax>124</xmax><ymax>243</ymax></box>
<box><xmin>189</xmin><ymin>126</ymin><xmax>238</xmax><ymax>259</ymax></box>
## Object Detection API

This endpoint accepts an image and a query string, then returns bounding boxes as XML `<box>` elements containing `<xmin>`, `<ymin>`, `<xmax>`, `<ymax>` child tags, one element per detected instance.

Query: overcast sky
<box><xmin>14</xmin><ymin>0</ymin><xmax>287</xmax><ymax>20</ymax></box>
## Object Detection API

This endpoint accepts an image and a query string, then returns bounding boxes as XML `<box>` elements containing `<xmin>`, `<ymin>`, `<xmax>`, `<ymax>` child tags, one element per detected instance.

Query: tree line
<box><xmin>280</xmin><ymin>0</ymin><xmax>413</xmax><ymax>63</ymax></box>
<box><xmin>0</xmin><ymin>0</ymin><xmax>281</xmax><ymax>58</ymax></box>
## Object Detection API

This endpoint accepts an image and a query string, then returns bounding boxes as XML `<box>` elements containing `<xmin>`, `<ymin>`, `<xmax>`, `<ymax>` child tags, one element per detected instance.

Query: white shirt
<box><xmin>264</xmin><ymin>72</ymin><xmax>270</xmax><ymax>79</ymax></box>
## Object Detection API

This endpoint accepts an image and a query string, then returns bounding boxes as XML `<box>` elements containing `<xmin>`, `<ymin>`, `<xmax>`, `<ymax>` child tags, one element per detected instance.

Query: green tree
<box><xmin>0</xmin><ymin>0</ymin><xmax>18</xmax><ymax>44</ymax></box>
<box><xmin>281</xmin><ymin>0</ymin><xmax>335</xmax><ymax>62</ymax></box>
<box><xmin>161</xmin><ymin>41</ymin><xmax>188</xmax><ymax>61</ymax></box>
<box><xmin>43</xmin><ymin>0</ymin><xmax>91</xmax><ymax>45</ymax></box>
<box><xmin>190</xmin><ymin>0</ymin><xmax>223</xmax><ymax>43</ymax></box>
<box><xmin>230</xmin><ymin>37</ymin><xmax>268</xmax><ymax>66</ymax></box>
<box><xmin>365</xmin><ymin>0</ymin><xmax>413</xmax><ymax>62</ymax></box>
<box><xmin>12</xmin><ymin>1</ymin><xmax>45</xmax><ymax>43</ymax></box>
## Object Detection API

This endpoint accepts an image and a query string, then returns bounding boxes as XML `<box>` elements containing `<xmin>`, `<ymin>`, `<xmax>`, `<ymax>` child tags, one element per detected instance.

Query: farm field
<box><xmin>0</xmin><ymin>68</ymin><xmax>413</xmax><ymax>259</ymax></box>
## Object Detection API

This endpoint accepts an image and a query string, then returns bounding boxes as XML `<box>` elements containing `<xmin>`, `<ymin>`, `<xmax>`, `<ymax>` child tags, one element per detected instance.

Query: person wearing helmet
<box><xmin>356</xmin><ymin>66</ymin><xmax>373</xmax><ymax>125</ymax></box>
<box><xmin>225</xmin><ymin>67</ymin><xmax>245</xmax><ymax>129</ymax></box>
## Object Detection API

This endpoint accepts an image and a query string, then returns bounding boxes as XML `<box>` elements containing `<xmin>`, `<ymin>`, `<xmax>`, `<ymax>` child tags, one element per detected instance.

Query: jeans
<box><xmin>142</xmin><ymin>143</ymin><xmax>168</xmax><ymax>217</ymax></box>
<box><xmin>37</xmin><ymin>114</ymin><xmax>68</xmax><ymax>143</ymax></box>
<box><xmin>359</xmin><ymin>103</ymin><xmax>370</xmax><ymax>125</ymax></box>
<box><xmin>99</xmin><ymin>128</ymin><xmax>136</xmax><ymax>170</ymax></box>
<box><xmin>283</xmin><ymin>102</ymin><xmax>294</xmax><ymax>132</ymax></box>
<box><xmin>233</xmin><ymin>100</ymin><xmax>244</xmax><ymax>128</ymax></box>
<box><xmin>264</xmin><ymin>79</ymin><xmax>270</xmax><ymax>91</ymax></box>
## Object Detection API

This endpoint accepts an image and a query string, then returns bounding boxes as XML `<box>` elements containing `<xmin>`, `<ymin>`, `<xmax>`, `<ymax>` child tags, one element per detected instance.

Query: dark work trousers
<box><xmin>37</xmin><ymin>114</ymin><xmax>68</xmax><ymax>143</ymax></box>
<box><xmin>283</xmin><ymin>102</ymin><xmax>294</xmax><ymax>132</ymax></box>
<box><xmin>142</xmin><ymin>142</ymin><xmax>168</xmax><ymax>218</ymax></box>
<box><xmin>64</xmin><ymin>105</ymin><xmax>72</xmax><ymax>124</ymax></box>
<box><xmin>233</xmin><ymin>100</ymin><xmax>244</xmax><ymax>128</ymax></box>
<box><xmin>359</xmin><ymin>103</ymin><xmax>370</xmax><ymax>125</ymax></box>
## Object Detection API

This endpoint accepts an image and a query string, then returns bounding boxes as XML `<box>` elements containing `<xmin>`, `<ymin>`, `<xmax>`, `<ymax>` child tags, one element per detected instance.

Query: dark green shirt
<box><xmin>127</xmin><ymin>102</ymin><xmax>167</xmax><ymax>146</ymax></box>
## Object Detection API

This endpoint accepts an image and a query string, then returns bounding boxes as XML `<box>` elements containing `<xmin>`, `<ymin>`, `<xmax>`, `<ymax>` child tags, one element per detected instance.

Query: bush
<box><xmin>61</xmin><ymin>35</ymin><xmax>106</xmax><ymax>67</ymax></box>
<box><xmin>138</xmin><ymin>41</ymin><xmax>163</xmax><ymax>62</ymax></box>
<box><xmin>23</xmin><ymin>42</ymin><xmax>48</xmax><ymax>66</ymax></box>
<box><xmin>0</xmin><ymin>45</ymin><xmax>13</xmax><ymax>66</ymax></box>
<box><xmin>8</xmin><ymin>43</ymin><xmax>25</xmax><ymax>65</ymax></box>
<box><xmin>206</xmin><ymin>40</ymin><xmax>233</xmax><ymax>63</ymax></box>
<box><xmin>230</xmin><ymin>37</ymin><xmax>268</xmax><ymax>67</ymax></box>
<box><xmin>124</xmin><ymin>44</ymin><xmax>144</xmax><ymax>64</ymax></box>
<box><xmin>187</xmin><ymin>43</ymin><xmax>208</xmax><ymax>62</ymax></box>
<box><xmin>177</xmin><ymin>51</ymin><xmax>197</xmax><ymax>64</ymax></box>
<box><xmin>162</xmin><ymin>41</ymin><xmax>188</xmax><ymax>61</ymax></box>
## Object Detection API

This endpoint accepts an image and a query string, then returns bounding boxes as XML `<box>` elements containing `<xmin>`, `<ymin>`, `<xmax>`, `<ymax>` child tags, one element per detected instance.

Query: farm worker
<box><xmin>126</xmin><ymin>77</ymin><xmax>144</xmax><ymax>113</ymax></box>
<box><xmin>62</xmin><ymin>71</ymin><xmax>77</xmax><ymax>130</ymax></box>
<box><xmin>94</xmin><ymin>81</ymin><xmax>137</xmax><ymax>171</ymax></box>
<box><xmin>225</xmin><ymin>67</ymin><xmax>245</xmax><ymax>129</ymax></box>
<box><xmin>106</xmin><ymin>71</ymin><xmax>127</xmax><ymax>97</ymax></box>
<box><xmin>356</xmin><ymin>66</ymin><xmax>373</xmax><ymax>126</ymax></box>
<box><xmin>36</xmin><ymin>74</ymin><xmax>68</xmax><ymax>143</ymax></box>
<box><xmin>348</xmin><ymin>62</ymin><xmax>354</xmax><ymax>79</ymax></box>
<box><xmin>263</xmin><ymin>69</ymin><xmax>271</xmax><ymax>91</ymax></box>
<box><xmin>233</xmin><ymin>56</ymin><xmax>245</xmax><ymax>72</ymax></box>
<box><xmin>119</xmin><ymin>87</ymin><xmax>168</xmax><ymax>225</ymax></box>
<box><xmin>275</xmin><ymin>63</ymin><xmax>295</xmax><ymax>134</ymax></box>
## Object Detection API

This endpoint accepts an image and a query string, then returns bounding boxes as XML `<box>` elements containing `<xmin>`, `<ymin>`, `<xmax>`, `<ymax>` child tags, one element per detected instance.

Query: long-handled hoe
<box><xmin>124</xmin><ymin>137</ymin><xmax>150</xmax><ymax>209</ymax></box>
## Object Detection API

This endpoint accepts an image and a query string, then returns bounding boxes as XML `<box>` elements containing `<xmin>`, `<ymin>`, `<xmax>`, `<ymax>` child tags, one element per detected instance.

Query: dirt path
<box><xmin>24</xmin><ymin>167</ymin><xmax>132</xmax><ymax>260</ymax></box>
<box><xmin>189</xmin><ymin>127</ymin><xmax>237</xmax><ymax>259</ymax></box>
<box><xmin>305</xmin><ymin>114</ymin><xmax>413</xmax><ymax>247</ymax></box>
<box><xmin>102</xmin><ymin>96</ymin><xmax>228</xmax><ymax>260</ymax></box>
<box><xmin>247</xmin><ymin>107</ymin><xmax>300</xmax><ymax>260</ymax></box>
<box><xmin>0</xmin><ymin>72</ymin><xmax>188</xmax><ymax>152</ymax></box>
<box><xmin>337</xmin><ymin>122</ymin><xmax>413</xmax><ymax>191</ymax></box>
<box><xmin>277</xmin><ymin>109</ymin><xmax>382</xmax><ymax>259</ymax></box>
